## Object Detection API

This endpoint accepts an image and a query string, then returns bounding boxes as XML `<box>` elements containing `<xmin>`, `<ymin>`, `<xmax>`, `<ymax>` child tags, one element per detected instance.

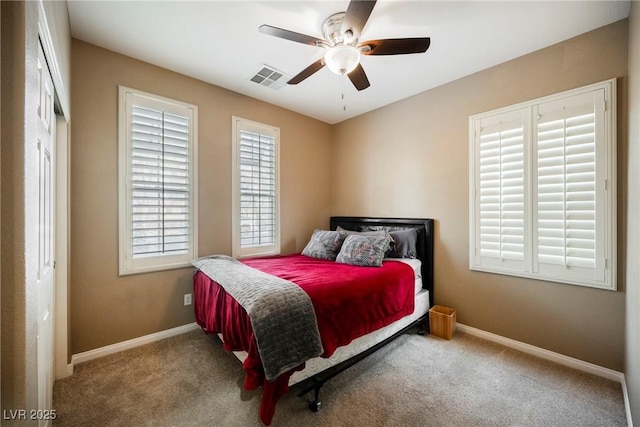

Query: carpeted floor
<box><xmin>53</xmin><ymin>329</ymin><xmax>627</xmax><ymax>426</ymax></box>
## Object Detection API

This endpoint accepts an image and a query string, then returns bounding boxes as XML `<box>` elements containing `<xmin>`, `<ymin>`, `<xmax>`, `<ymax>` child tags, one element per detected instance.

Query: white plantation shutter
<box><xmin>470</xmin><ymin>80</ymin><xmax>615</xmax><ymax>290</ymax></box>
<box><xmin>119</xmin><ymin>87</ymin><xmax>198</xmax><ymax>275</ymax></box>
<box><xmin>533</xmin><ymin>90</ymin><xmax>606</xmax><ymax>282</ymax></box>
<box><xmin>239</xmin><ymin>130</ymin><xmax>276</xmax><ymax>248</ymax></box>
<box><xmin>232</xmin><ymin>118</ymin><xmax>280</xmax><ymax>258</ymax></box>
<box><xmin>131</xmin><ymin>106</ymin><xmax>190</xmax><ymax>257</ymax></box>
<box><xmin>475</xmin><ymin>109</ymin><xmax>529</xmax><ymax>272</ymax></box>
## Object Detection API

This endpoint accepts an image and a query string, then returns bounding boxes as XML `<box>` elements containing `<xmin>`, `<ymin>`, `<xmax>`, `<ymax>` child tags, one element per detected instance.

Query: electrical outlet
<box><xmin>183</xmin><ymin>293</ymin><xmax>192</xmax><ymax>306</ymax></box>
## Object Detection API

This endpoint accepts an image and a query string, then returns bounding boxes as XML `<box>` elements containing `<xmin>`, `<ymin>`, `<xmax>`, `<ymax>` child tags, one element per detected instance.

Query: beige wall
<box><xmin>625</xmin><ymin>2</ymin><xmax>639</xmax><ymax>423</ymax></box>
<box><xmin>70</xmin><ymin>40</ymin><xmax>332</xmax><ymax>354</ymax></box>
<box><xmin>331</xmin><ymin>20</ymin><xmax>628</xmax><ymax>371</ymax></box>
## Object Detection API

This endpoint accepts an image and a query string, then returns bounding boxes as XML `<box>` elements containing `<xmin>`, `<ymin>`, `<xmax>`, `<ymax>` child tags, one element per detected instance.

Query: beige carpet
<box><xmin>53</xmin><ymin>329</ymin><xmax>627</xmax><ymax>426</ymax></box>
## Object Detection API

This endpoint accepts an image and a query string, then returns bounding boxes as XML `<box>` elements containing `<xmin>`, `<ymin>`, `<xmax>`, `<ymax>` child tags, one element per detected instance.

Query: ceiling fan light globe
<box><xmin>324</xmin><ymin>45</ymin><xmax>361</xmax><ymax>75</ymax></box>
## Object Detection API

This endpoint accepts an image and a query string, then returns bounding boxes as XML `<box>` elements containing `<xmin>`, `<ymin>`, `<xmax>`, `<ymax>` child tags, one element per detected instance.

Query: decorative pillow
<box><xmin>337</xmin><ymin>226</ymin><xmax>394</xmax><ymax>256</ymax></box>
<box><xmin>301</xmin><ymin>229</ymin><xmax>348</xmax><ymax>261</ymax></box>
<box><xmin>387</xmin><ymin>228</ymin><xmax>419</xmax><ymax>259</ymax></box>
<box><xmin>335</xmin><ymin>234</ymin><xmax>392</xmax><ymax>267</ymax></box>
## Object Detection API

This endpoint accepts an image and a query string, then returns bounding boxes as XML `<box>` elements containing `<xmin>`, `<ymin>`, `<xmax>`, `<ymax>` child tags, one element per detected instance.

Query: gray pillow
<box><xmin>302</xmin><ymin>229</ymin><xmax>348</xmax><ymax>261</ymax></box>
<box><xmin>387</xmin><ymin>228</ymin><xmax>419</xmax><ymax>258</ymax></box>
<box><xmin>335</xmin><ymin>234</ymin><xmax>392</xmax><ymax>267</ymax></box>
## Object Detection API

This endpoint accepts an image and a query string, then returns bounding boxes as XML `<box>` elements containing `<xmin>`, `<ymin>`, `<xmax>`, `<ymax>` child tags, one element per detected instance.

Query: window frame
<box><xmin>118</xmin><ymin>86</ymin><xmax>198</xmax><ymax>276</ymax></box>
<box><xmin>231</xmin><ymin>116</ymin><xmax>281</xmax><ymax>258</ymax></box>
<box><xmin>468</xmin><ymin>79</ymin><xmax>616</xmax><ymax>290</ymax></box>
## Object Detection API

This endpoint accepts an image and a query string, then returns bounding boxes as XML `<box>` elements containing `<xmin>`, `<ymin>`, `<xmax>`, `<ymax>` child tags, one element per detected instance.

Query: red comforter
<box><xmin>193</xmin><ymin>254</ymin><xmax>415</xmax><ymax>424</ymax></box>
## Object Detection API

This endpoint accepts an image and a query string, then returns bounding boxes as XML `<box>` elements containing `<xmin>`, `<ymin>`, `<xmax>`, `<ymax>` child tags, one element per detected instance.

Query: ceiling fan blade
<box><xmin>259</xmin><ymin>24</ymin><xmax>324</xmax><ymax>47</ymax></box>
<box><xmin>347</xmin><ymin>63</ymin><xmax>370</xmax><ymax>91</ymax></box>
<box><xmin>288</xmin><ymin>58</ymin><xmax>326</xmax><ymax>85</ymax></box>
<box><xmin>342</xmin><ymin>0</ymin><xmax>376</xmax><ymax>39</ymax></box>
<box><xmin>360</xmin><ymin>38</ymin><xmax>431</xmax><ymax>55</ymax></box>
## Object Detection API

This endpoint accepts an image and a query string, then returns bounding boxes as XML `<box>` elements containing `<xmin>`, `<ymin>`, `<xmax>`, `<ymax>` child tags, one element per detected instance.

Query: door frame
<box><xmin>54</xmin><ymin>116</ymin><xmax>71</xmax><ymax>379</ymax></box>
<box><xmin>37</xmin><ymin>1</ymin><xmax>72</xmax><ymax>379</ymax></box>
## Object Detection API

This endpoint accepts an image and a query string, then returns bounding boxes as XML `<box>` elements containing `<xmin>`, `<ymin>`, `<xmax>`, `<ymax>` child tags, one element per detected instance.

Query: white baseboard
<box><xmin>457</xmin><ymin>323</ymin><xmax>633</xmax><ymax>427</ymax></box>
<box><xmin>621</xmin><ymin>376</ymin><xmax>634</xmax><ymax>427</ymax></box>
<box><xmin>71</xmin><ymin>322</ymin><xmax>201</xmax><ymax>366</ymax></box>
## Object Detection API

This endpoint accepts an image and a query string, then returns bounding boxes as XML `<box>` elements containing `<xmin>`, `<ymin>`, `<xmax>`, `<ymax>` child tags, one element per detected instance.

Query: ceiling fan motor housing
<box><xmin>322</xmin><ymin>12</ymin><xmax>357</xmax><ymax>46</ymax></box>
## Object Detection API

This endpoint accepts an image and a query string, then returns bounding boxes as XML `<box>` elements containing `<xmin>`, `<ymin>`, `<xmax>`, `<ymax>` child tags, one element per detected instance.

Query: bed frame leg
<box><xmin>309</xmin><ymin>382</ymin><xmax>322</xmax><ymax>412</ymax></box>
<box><xmin>298</xmin><ymin>378</ymin><xmax>323</xmax><ymax>412</ymax></box>
<box><xmin>417</xmin><ymin>316</ymin><xmax>429</xmax><ymax>336</ymax></box>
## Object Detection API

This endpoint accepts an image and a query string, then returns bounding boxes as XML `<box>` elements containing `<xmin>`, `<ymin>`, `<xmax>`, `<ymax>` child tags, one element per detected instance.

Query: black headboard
<box><xmin>330</xmin><ymin>216</ymin><xmax>434</xmax><ymax>308</ymax></box>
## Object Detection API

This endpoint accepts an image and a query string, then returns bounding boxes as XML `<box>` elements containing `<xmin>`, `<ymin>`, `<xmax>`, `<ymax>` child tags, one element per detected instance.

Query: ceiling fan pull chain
<box><xmin>341</xmin><ymin>76</ymin><xmax>347</xmax><ymax>111</ymax></box>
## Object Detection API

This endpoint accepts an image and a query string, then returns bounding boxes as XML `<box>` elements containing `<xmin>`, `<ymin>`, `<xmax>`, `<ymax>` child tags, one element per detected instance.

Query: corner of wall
<box><xmin>626</xmin><ymin>2</ymin><xmax>640</xmax><ymax>425</ymax></box>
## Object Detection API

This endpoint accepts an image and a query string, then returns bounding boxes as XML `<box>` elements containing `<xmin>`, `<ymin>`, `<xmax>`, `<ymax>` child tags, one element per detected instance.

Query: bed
<box><xmin>192</xmin><ymin>216</ymin><xmax>434</xmax><ymax>425</ymax></box>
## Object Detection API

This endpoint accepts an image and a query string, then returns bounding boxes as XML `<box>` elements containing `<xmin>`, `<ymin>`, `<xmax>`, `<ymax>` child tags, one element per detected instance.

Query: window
<box><xmin>232</xmin><ymin>117</ymin><xmax>280</xmax><ymax>258</ymax></box>
<box><xmin>118</xmin><ymin>86</ymin><xmax>198</xmax><ymax>275</ymax></box>
<box><xmin>469</xmin><ymin>79</ymin><xmax>616</xmax><ymax>290</ymax></box>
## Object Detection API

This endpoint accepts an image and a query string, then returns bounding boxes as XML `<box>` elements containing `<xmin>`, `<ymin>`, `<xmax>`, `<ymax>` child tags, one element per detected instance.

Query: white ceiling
<box><xmin>67</xmin><ymin>1</ymin><xmax>630</xmax><ymax>124</ymax></box>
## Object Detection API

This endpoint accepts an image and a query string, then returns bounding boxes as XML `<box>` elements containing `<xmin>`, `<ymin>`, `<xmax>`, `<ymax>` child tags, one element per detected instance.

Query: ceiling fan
<box><xmin>259</xmin><ymin>0</ymin><xmax>431</xmax><ymax>91</ymax></box>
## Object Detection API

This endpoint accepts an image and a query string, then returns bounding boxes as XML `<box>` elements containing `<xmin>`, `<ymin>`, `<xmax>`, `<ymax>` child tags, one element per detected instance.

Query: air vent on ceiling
<box><xmin>250</xmin><ymin>65</ymin><xmax>289</xmax><ymax>90</ymax></box>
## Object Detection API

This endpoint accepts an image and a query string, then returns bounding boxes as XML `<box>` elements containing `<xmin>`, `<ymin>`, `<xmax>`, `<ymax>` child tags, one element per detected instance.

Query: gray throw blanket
<box><xmin>192</xmin><ymin>255</ymin><xmax>323</xmax><ymax>381</ymax></box>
